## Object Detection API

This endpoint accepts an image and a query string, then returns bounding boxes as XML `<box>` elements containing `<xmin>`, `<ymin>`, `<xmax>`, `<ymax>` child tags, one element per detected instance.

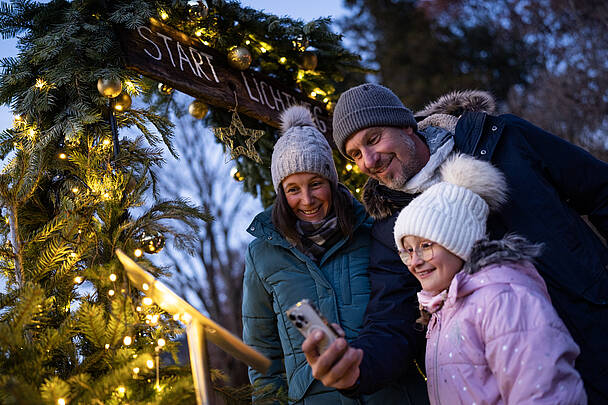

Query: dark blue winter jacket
<box><xmin>351</xmin><ymin>93</ymin><xmax>608</xmax><ymax>404</ymax></box>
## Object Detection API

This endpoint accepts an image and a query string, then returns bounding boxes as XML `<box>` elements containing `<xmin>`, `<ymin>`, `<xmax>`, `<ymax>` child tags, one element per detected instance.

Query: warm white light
<box><xmin>146</xmin><ymin>359</ymin><xmax>155</xmax><ymax>369</ymax></box>
<box><xmin>133</xmin><ymin>367</ymin><xmax>140</xmax><ymax>374</ymax></box>
<box><xmin>142</xmin><ymin>283</ymin><xmax>149</xmax><ymax>291</ymax></box>
<box><xmin>346</xmin><ymin>164</ymin><xmax>353</xmax><ymax>171</ymax></box>
<box><xmin>143</xmin><ymin>297</ymin><xmax>153</xmax><ymax>306</ymax></box>
<box><xmin>108</xmin><ymin>289</ymin><xmax>115</xmax><ymax>296</ymax></box>
<box><xmin>157</xmin><ymin>338</ymin><xmax>166</xmax><ymax>347</ymax></box>
<box><xmin>104</xmin><ymin>343</ymin><xmax>110</xmax><ymax>349</ymax></box>
<box><xmin>57</xmin><ymin>399</ymin><xmax>66</xmax><ymax>405</ymax></box>
<box><xmin>109</xmin><ymin>274</ymin><xmax>117</xmax><ymax>282</ymax></box>
<box><xmin>134</xmin><ymin>248</ymin><xmax>143</xmax><ymax>257</ymax></box>
<box><xmin>117</xmin><ymin>386</ymin><xmax>126</xmax><ymax>394</ymax></box>
<box><xmin>123</xmin><ymin>336</ymin><xmax>132</xmax><ymax>346</ymax></box>
<box><xmin>73</xmin><ymin>276</ymin><xmax>83</xmax><ymax>284</ymax></box>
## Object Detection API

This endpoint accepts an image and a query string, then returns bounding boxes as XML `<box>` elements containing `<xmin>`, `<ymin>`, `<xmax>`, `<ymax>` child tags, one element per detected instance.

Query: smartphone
<box><xmin>286</xmin><ymin>299</ymin><xmax>339</xmax><ymax>354</ymax></box>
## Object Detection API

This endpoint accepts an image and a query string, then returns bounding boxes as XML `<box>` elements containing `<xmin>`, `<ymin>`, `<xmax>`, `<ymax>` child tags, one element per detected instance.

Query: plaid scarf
<box><xmin>296</xmin><ymin>212</ymin><xmax>342</xmax><ymax>262</ymax></box>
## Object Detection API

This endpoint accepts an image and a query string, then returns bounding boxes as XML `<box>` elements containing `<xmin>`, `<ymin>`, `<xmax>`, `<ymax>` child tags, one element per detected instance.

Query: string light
<box><xmin>102</xmin><ymin>138</ymin><xmax>111</xmax><ymax>146</ymax></box>
<box><xmin>157</xmin><ymin>338</ymin><xmax>166</xmax><ymax>347</ymax></box>
<box><xmin>142</xmin><ymin>283</ymin><xmax>149</xmax><ymax>291</ymax></box>
<box><xmin>136</xmin><ymin>306</ymin><xmax>142</xmax><ymax>312</ymax></box>
<box><xmin>109</xmin><ymin>274</ymin><xmax>117</xmax><ymax>282</ymax></box>
<box><xmin>146</xmin><ymin>359</ymin><xmax>155</xmax><ymax>369</ymax></box>
<box><xmin>123</xmin><ymin>336</ymin><xmax>132</xmax><ymax>346</ymax></box>
<box><xmin>34</xmin><ymin>78</ymin><xmax>47</xmax><ymax>89</ymax></box>
<box><xmin>346</xmin><ymin>164</ymin><xmax>353</xmax><ymax>171</ymax></box>
<box><xmin>57</xmin><ymin>399</ymin><xmax>66</xmax><ymax>405</ymax></box>
<box><xmin>279</xmin><ymin>57</ymin><xmax>287</xmax><ymax>64</ymax></box>
<box><xmin>105</xmin><ymin>343</ymin><xmax>110</xmax><ymax>349</ymax></box>
<box><xmin>159</xmin><ymin>9</ymin><xmax>169</xmax><ymax>20</ymax></box>
<box><xmin>59</xmin><ymin>152</ymin><xmax>67</xmax><ymax>160</ymax></box>
<box><xmin>117</xmin><ymin>386</ymin><xmax>126</xmax><ymax>394</ymax></box>
<box><xmin>133</xmin><ymin>367</ymin><xmax>140</xmax><ymax>374</ymax></box>
<box><xmin>108</xmin><ymin>289</ymin><xmax>115</xmax><ymax>296</ymax></box>
<box><xmin>134</xmin><ymin>248</ymin><xmax>143</xmax><ymax>257</ymax></box>
<box><xmin>143</xmin><ymin>297</ymin><xmax>153</xmax><ymax>306</ymax></box>
<box><xmin>245</xmin><ymin>39</ymin><xmax>251</xmax><ymax>45</ymax></box>
<box><xmin>71</xmin><ymin>187</ymin><xmax>79</xmax><ymax>194</ymax></box>
<box><xmin>73</xmin><ymin>276</ymin><xmax>83</xmax><ymax>284</ymax></box>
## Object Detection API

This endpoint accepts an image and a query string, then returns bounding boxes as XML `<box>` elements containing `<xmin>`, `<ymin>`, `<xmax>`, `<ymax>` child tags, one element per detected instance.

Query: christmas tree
<box><xmin>0</xmin><ymin>0</ymin><xmax>366</xmax><ymax>403</ymax></box>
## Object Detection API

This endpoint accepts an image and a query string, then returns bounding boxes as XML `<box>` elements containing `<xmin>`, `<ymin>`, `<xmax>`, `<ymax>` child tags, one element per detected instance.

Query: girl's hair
<box><xmin>271</xmin><ymin>181</ymin><xmax>355</xmax><ymax>246</ymax></box>
<box><xmin>416</xmin><ymin>308</ymin><xmax>431</xmax><ymax>328</ymax></box>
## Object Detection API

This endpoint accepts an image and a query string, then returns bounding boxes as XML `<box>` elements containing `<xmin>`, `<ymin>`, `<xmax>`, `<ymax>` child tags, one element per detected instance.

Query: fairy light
<box><xmin>117</xmin><ymin>386</ymin><xmax>126</xmax><ymax>394</ymax></box>
<box><xmin>71</xmin><ymin>187</ymin><xmax>79</xmax><ymax>194</ymax></box>
<box><xmin>310</xmin><ymin>91</ymin><xmax>317</xmax><ymax>97</ymax></box>
<box><xmin>142</xmin><ymin>283</ymin><xmax>149</xmax><ymax>291</ymax></box>
<box><xmin>34</xmin><ymin>78</ymin><xmax>47</xmax><ymax>89</ymax></box>
<box><xmin>57</xmin><ymin>399</ymin><xmax>66</xmax><ymax>405</ymax></box>
<box><xmin>245</xmin><ymin>39</ymin><xmax>251</xmax><ymax>45</ymax></box>
<box><xmin>159</xmin><ymin>9</ymin><xmax>169</xmax><ymax>20</ymax></box>
<box><xmin>102</xmin><ymin>138</ymin><xmax>111</xmax><ymax>146</ymax></box>
<box><xmin>143</xmin><ymin>297</ymin><xmax>153</xmax><ymax>306</ymax></box>
<box><xmin>150</xmin><ymin>314</ymin><xmax>159</xmax><ymax>325</ymax></box>
<box><xmin>279</xmin><ymin>57</ymin><xmax>287</xmax><ymax>64</ymax></box>
<box><xmin>105</xmin><ymin>343</ymin><xmax>110</xmax><ymax>349</ymax></box>
<box><xmin>202</xmin><ymin>40</ymin><xmax>210</xmax><ymax>46</ymax></box>
<box><xmin>109</xmin><ymin>274</ymin><xmax>117</xmax><ymax>282</ymax></box>
<box><xmin>136</xmin><ymin>306</ymin><xmax>142</xmax><ymax>312</ymax></box>
<box><xmin>146</xmin><ymin>359</ymin><xmax>155</xmax><ymax>369</ymax></box>
<box><xmin>103</xmin><ymin>192</ymin><xmax>110</xmax><ymax>199</ymax></box>
<box><xmin>173</xmin><ymin>313</ymin><xmax>180</xmax><ymax>321</ymax></box>
<box><xmin>108</xmin><ymin>289</ymin><xmax>115</xmax><ymax>296</ymax></box>
<box><xmin>260</xmin><ymin>47</ymin><xmax>267</xmax><ymax>53</ymax></box>
<box><xmin>133</xmin><ymin>367</ymin><xmax>140</xmax><ymax>374</ymax></box>
<box><xmin>195</xmin><ymin>28</ymin><xmax>204</xmax><ymax>37</ymax></box>
<box><xmin>73</xmin><ymin>276</ymin><xmax>83</xmax><ymax>284</ymax></box>
<box><xmin>27</xmin><ymin>128</ymin><xmax>36</xmax><ymax>138</ymax></box>
<box><xmin>346</xmin><ymin>164</ymin><xmax>353</xmax><ymax>171</ymax></box>
<box><xmin>157</xmin><ymin>338</ymin><xmax>166</xmax><ymax>347</ymax></box>
<box><xmin>70</xmin><ymin>252</ymin><xmax>77</xmax><ymax>258</ymax></box>
<box><xmin>323</xmin><ymin>97</ymin><xmax>329</xmax><ymax>103</ymax></box>
<box><xmin>123</xmin><ymin>335</ymin><xmax>132</xmax><ymax>346</ymax></box>
<box><xmin>355</xmin><ymin>188</ymin><xmax>361</xmax><ymax>193</ymax></box>
<box><xmin>134</xmin><ymin>248</ymin><xmax>143</xmax><ymax>257</ymax></box>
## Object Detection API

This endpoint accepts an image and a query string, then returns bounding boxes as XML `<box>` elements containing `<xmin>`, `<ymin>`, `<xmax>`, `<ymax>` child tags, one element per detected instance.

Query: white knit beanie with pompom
<box><xmin>271</xmin><ymin>106</ymin><xmax>338</xmax><ymax>193</ymax></box>
<box><xmin>393</xmin><ymin>154</ymin><xmax>508</xmax><ymax>260</ymax></box>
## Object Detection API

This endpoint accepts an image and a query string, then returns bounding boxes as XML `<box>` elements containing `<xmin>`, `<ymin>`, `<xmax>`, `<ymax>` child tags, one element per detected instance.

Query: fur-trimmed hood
<box><xmin>363</xmin><ymin>90</ymin><xmax>496</xmax><ymax>220</ymax></box>
<box><xmin>463</xmin><ymin>234</ymin><xmax>542</xmax><ymax>275</ymax></box>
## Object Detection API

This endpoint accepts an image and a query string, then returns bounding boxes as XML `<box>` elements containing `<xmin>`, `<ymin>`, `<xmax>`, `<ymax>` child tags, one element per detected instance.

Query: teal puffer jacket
<box><xmin>242</xmin><ymin>196</ymin><xmax>409</xmax><ymax>404</ymax></box>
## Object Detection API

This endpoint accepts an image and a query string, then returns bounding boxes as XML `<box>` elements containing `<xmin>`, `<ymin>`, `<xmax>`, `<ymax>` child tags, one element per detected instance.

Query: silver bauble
<box><xmin>188</xmin><ymin>0</ymin><xmax>209</xmax><ymax>21</ymax></box>
<box><xmin>227</xmin><ymin>47</ymin><xmax>252</xmax><ymax>70</ymax></box>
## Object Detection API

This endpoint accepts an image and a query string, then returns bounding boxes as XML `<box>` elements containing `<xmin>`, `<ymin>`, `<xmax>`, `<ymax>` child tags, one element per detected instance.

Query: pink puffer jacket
<box><xmin>425</xmin><ymin>240</ymin><xmax>586</xmax><ymax>405</ymax></box>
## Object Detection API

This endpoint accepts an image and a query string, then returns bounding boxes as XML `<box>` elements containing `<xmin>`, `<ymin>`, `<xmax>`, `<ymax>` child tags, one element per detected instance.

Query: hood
<box><xmin>362</xmin><ymin>90</ymin><xmax>496</xmax><ymax>220</ymax></box>
<box><xmin>448</xmin><ymin>234</ymin><xmax>545</xmax><ymax>301</ymax></box>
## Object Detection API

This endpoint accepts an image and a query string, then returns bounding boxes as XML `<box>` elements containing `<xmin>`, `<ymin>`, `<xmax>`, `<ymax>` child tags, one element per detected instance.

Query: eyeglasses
<box><xmin>398</xmin><ymin>241</ymin><xmax>435</xmax><ymax>266</ymax></box>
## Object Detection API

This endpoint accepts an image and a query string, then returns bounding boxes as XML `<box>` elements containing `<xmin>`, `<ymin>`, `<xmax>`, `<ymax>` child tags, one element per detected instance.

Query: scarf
<box><xmin>296</xmin><ymin>212</ymin><xmax>342</xmax><ymax>262</ymax></box>
<box><xmin>417</xmin><ymin>289</ymin><xmax>448</xmax><ymax>314</ymax></box>
<box><xmin>400</xmin><ymin>126</ymin><xmax>454</xmax><ymax>194</ymax></box>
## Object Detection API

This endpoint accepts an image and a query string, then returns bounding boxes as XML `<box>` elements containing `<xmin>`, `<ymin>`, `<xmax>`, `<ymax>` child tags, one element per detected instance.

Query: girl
<box><xmin>393</xmin><ymin>154</ymin><xmax>586</xmax><ymax>404</ymax></box>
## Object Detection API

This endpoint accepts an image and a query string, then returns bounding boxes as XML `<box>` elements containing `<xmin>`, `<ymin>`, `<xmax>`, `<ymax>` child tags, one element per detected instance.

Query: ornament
<box><xmin>301</xmin><ymin>51</ymin><xmax>318</xmax><ymax>71</ymax></box>
<box><xmin>97</xmin><ymin>77</ymin><xmax>122</xmax><ymax>98</ymax></box>
<box><xmin>113</xmin><ymin>92</ymin><xmax>132</xmax><ymax>111</ymax></box>
<box><xmin>213</xmin><ymin>110</ymin><xmax>264</xmax><ymax>163</ymax></box>
<box><xmin>292</xmin><ymin>35</ymin><xmax>309</xmax><ymax>52</ymax></box>
<box><xmin>188</xmin><ymin>0</ymin><xmax>209</xmax><ymax>21</ymax></box>
<box><xmin>188</xmin><ymin>99</ymin><xmax>208</xmax><ymax>119</ymax></box>
<box><xmin>227</xmin><ymin>47</ymin><xmax>252</xmax><ymax>70</ymax></box>
<box><xmin>157</xmin><ymin>82</ymin><xmax>174</xmax><ymax>95</ymax></box>
<box><xmin>139</xmin><ymin>231</ymin><xmax>165</xmax><ymax>254</ymax></box>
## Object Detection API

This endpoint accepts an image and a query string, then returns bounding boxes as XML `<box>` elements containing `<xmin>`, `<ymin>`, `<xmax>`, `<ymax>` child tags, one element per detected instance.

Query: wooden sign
<box><xmin>118</xmin><ymin>18</ymin><xmax>333</xmax><ymax>141</ymax></box>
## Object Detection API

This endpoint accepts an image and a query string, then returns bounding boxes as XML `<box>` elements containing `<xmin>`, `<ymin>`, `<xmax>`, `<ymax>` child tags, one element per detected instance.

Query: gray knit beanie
<box><xmin>271</xmin><ymin>106</ymin><xmax>338</xmax><ymax>193</ymax></box>
<box><xmin>333</xmin><ymin>83</ymin><xmax>418</xmax><ymax>157</ymax></box>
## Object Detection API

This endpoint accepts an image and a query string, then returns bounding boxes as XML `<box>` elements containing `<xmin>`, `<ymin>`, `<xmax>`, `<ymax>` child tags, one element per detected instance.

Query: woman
<box><xmin>242</xmin><ymin>106</ymin><xmax>406</xmax><ymax>404</ymax></box>
<box><xmin>392</xmin><ymin>153</ymin><xmax>587</xmax><ymax>404</ymax></box>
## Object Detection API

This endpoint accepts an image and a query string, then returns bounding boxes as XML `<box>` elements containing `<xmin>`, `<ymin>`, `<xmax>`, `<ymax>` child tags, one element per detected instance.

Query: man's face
<box><xmin>344</xmin><ymin>126</ymin><xmax>428</xmax><ymax>189</ymax></box>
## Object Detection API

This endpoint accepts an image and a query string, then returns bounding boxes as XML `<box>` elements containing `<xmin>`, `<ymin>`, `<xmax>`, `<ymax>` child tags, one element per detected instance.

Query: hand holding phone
<box><xmin>286</xmin><ymin>299</ymin><xmax>339</xmax><ymax>354</ymax></box>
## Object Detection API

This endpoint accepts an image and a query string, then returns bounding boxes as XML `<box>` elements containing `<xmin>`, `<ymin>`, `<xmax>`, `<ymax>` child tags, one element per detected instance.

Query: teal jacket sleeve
<box><xmin>242</xmin><ymin>245</ymin><xmax>287</xmax><ymax>399</ymax></box>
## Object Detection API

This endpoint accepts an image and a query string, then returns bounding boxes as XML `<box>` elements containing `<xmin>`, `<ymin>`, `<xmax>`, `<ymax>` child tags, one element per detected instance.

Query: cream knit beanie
<box><xmin>393</xmin><ymin>154</ymin><xmax>507</xmax><ymax>260</ymax></box>
<box><xmin>271</xmin><ymin>106</ymin><xmax>338</xmax><ymax>193</ymax></box>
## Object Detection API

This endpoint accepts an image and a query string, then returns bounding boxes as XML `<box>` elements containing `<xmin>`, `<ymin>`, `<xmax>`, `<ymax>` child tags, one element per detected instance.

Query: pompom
<box><xmin>280</xmin><ymin>105</ymin><xmax>315</xmax><ymax>133</ymax></box>
<box><xmin>440</xmin><ymin>153</ymin><xmax>507</xmax><ymax>210</ymax></box>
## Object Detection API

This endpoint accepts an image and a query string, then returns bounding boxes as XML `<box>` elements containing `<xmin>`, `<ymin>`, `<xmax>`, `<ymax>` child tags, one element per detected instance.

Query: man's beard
<box><xmin>374</xmin><ymin>136</ymin><xmax>419</xmax><ymax>190</ymax></box>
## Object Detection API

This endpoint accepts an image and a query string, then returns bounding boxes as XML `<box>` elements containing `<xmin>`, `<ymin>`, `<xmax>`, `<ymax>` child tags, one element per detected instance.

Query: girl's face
<box><xmin>282</xmin><ymin>173</ymin><xmax>332</xmax><ymax>222</ymax></box>
<box><xmin>401</xmin><ymin>235</ymin><xmax>464</xmax><ymax>295</ymax></box>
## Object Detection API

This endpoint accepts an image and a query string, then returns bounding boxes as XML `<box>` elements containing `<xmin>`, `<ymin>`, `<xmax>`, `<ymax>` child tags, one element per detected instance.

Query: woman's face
<box><xmin>282</xmin><ymin>173</ymin><xmax>332</xmax><ymax>222</ymax></box>
<box><xmin>401</xmin><ymin>235</ymin><xmax>464</xmax><ymax>295</ymax></box>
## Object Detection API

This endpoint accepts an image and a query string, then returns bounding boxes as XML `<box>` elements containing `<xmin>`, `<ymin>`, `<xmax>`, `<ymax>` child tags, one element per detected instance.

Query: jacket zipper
<box><xmin>433</xmin><ymin>313</ymin><xmax>442</xmax><ymax>405</ymax></box>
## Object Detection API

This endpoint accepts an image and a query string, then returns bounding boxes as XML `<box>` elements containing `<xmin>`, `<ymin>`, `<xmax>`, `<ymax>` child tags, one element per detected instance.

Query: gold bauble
<box><xmin>188</xmin><ymin>0</ymin><xmax>209</xmax><ymax>21</ymax></box>
<box><xmin>157</xmin><ymin>82</ymin><xmax>174</xmax><ymax>95</ymax></box>
<box><xmin>139</xmin><ymin>232</ymin><xmax>165</xmax><ymax>254</ymax></box>
<box><xmin>188</xmin><ymin>99</ymin><xmax>208</xmax><ymax>119</ymax></box>
<box><xmin>97</xmin><ymin>77</ymin><xmax>122</xmax><ymax>98</ymax></box>
<box><xmin>301</xmin><ymin>51</ymin><xmax>318</xmax><ymax>71</ymax></box>
<box><xmin>113</xmin><ymin>92</ymin><xmax>132</xmax><ymax>111</ymax></box>
<box><xmin>227</xmin><ymin>47</ymin><xmax>252</xmax><ymax>70</ymax></box>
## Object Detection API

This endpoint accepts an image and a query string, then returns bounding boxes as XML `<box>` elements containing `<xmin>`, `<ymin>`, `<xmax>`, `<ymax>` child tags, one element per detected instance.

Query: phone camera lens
<box><xmin>288</xmin><ymin>314</ymin><xmax>296</xmax><ymax>321</ymax></box>
<box><xmin>297</xmin><ymin>315</ymin><xmax>305</xmax><ymax>321</ymax></box>
<box><xmin>295</xmin><ymin>322</ymin><xmax>303</xmax><ymax>328</ymax></box>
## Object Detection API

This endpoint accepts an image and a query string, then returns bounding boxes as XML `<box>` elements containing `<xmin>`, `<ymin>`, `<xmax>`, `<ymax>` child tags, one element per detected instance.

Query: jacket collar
<box><xmin>363</xmin><ymin>90</ymin><xmax>496</xmax><ymax>220</ymax></box>
<box><xmin>447</xmin><ymin>235</ymin><xmax>544</xmax><ymax>303</ymax></box>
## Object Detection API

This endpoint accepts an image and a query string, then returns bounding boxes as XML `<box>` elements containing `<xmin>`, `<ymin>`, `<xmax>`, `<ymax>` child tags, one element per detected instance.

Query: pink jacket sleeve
<box><xmin>481</xmin><ymin>286</ymin><xmax>587</xmax><ymax>404</ymax></box>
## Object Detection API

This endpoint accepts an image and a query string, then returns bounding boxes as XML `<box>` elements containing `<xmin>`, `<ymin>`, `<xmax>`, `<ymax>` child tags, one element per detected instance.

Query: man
<box><xmin>302</xmin><ymin>83</ymin><xmax>608</xmax><ymax>404</ymax></box>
